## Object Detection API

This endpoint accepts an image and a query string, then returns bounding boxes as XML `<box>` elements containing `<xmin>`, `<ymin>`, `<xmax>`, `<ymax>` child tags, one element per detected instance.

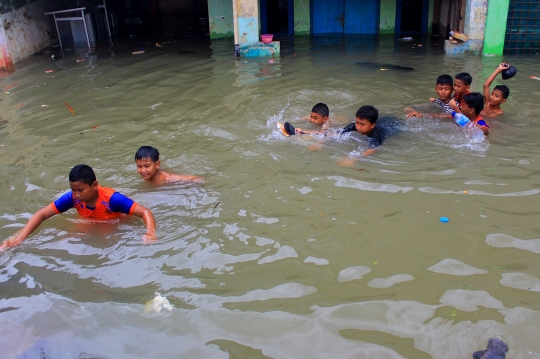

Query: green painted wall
<box><xmin>208</xmin><ymin>0</ymin><xmax>234</xmax><ymax>39</ymax></box>
<box><xmin>379</xmin><ymin>0</ymin><xmax>396</xmax><ymax>34</ymax></box>
<box><xmin>294</xmin><ymin>0</ymin><xmax>310</xmax><ymax>35</ymax></box>
<box><xmin>483</xmin><ymin>0</ymin><xmax>510</xmax><ymax>55</ymax></box>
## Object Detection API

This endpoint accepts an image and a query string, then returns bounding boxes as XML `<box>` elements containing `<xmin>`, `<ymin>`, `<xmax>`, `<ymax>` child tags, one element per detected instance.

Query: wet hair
<box><xmin>355</xmin><ymin>105</ymin><xmax>379</xmax><ymax>124</ymax></box>
<box><xmin>311</xmin><ymin>103</ymin><xmax>329</xmax><ymax>118</ymax></box>
<box><xmin>135</xmin><ymin>146</ymin><xmax>160</xmax><ymax>162</ymax></box>
<box><xmin>493</xmin><ymin>85</ymin><xmax>510</xmax><ymax>99</ymax></box>
<box><xmin>463</xmin><ymin>92</ymin><xmax>484</xmax><ymax>115</ymax></box>
<box><xmin>455</xmin><ymin>72</ymin><xmax>472</xmax><ymax>86</ymax></box>
<box><xmin>436</xmin><ymin>74</ymin><xmax>453</xmax><ymax>87</ymax></box>
<box><xmin>69</xmin><ymin>164</ymin><xmax>96</xmax><ymax>185</ymax></box>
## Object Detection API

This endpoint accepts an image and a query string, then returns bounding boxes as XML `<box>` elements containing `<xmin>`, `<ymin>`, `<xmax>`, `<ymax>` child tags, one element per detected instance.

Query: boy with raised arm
<box><xmin>135</xmin><ymin>146</ymin><xmax>203</xmax><ymax>185</ymax></box>
<box><xmin>480</xmin><ymin>63</ymin><xmax>511</xmax><ymax>118</ymax></box>
<box><xmin>0</xmin><ymin>164</ymin><xmax>157</xmax><ymax>251</ymax></box>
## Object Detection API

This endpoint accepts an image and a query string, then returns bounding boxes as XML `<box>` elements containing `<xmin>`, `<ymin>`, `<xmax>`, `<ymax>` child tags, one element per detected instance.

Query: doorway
<box><xmin>260</xmin><ymin>0</ymin><xmax>294</xmax><ymax>35</ymax></box>
<box><xmin>396</xmin><ymin>0</ymin><xmax>429</xmax><ymax>33</ymax></box>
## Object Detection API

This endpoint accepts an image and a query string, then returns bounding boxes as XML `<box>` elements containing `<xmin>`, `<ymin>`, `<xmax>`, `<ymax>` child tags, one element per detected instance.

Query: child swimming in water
<box><xmin>135</xmin><ymin>146</ymin><xmax>204</xmax><ymax>185</ymax></box>
<box><xmin>279</xmin><ymin>103</ymin><xmax>330</xmax><ymax>135</ymax></box>
<box><xmin>407</xmin><ymin>74</ymin><xmax>454</xmax><ymax>118</ymax></box>
<box><xmin>0</xmin><ymin>164</ymin><xmax>157</xmax><ymax>251</ymax></box>
<box><xmin>480</xmin><ymin>63</ymin><xmax>510</xmax><ymax>118</ymax></box>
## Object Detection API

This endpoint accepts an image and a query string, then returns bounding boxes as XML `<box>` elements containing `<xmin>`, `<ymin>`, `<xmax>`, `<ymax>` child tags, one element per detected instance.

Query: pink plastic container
<box><xmin>261</xmin><ymin>34</ymin><xmax>273</xmax><ymax>43</ymax></box>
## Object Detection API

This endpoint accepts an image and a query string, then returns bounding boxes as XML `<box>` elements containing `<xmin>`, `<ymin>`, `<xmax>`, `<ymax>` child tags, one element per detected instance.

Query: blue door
<box><xmin>312</xmin><ymin>0</ymin><xmax>379</xmax><ymax>34</ymax></box>
<box><xmin>345</xmin><ymin>0</ymin><xmax>378</xmax><ymax>33</ymax></box>
<box><xmin>312</xmin><ymin>0</ymin><xmax>344</xmax><ymax>34</ymax></box>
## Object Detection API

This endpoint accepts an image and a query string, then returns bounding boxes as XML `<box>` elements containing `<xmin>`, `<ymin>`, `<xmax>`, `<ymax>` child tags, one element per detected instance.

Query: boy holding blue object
<box><xmin>0</xmin><ymin>164</ymin><xmax>157</xmax><ymax>251</ymax></box>
<box><xmin>456</xmin><ymin>92</ymin><xmax>489</xmax><ymax>135</ymax></box>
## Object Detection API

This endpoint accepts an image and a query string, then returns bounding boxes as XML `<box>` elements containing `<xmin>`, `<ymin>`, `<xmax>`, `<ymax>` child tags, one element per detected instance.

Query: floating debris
<box><xmin>145</xmin><ymin>292</ymin><xmax>173</xmax><ymax>313</ymax></box>
<box><xmin>149</xmin><ymin>102</ymin><xmax>163</xmax><ymax>110</ymax></box>
<box><xmin>132</xmin><ymin>50</ymin><xmax>145</xmax><ymax>55</ymax></box>
<box><xmin>64</xmin><ymin>102</ymin><xmax>75</xmax><ymax>115</ymax></box>
<box><xmin>45</xmin><ymin>70</ymin><xmax>55</xmax><ymax>73</ymax></box>
<box><xmin>76</xmin><ymin>59</ymin><xmax>85</xmax><ymax>62</ymax></box>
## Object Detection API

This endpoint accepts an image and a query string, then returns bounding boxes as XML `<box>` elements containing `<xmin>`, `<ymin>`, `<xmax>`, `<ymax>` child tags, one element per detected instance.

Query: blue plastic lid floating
<box><xmin>440</xmin><ymin>217</ymin><xmax>449</xmax><ymax>223</ymax></box>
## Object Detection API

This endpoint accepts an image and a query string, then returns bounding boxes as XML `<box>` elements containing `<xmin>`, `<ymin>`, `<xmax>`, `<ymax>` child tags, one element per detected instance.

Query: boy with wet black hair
<box><xmin>481</xmin><ymin>63</ymin><xmax>511</xmax><ymax>118</ymax></box>
<box><xmin>450</xmin><ymin>72</ymin><xmax>473</xmax><ymax>111</ymax></box>
<box><xmin>407</xmin><ymin>74</ymin><xmax>454</xmax><ymax>118</ymax></box>
<box><xmin>135</xmin><ymin>146</ymin><xmax>203</xmax><ymax>185</ymax></box>
<box><xmin>293</xmin><ymin>102</ymin><xmax>331</xmax><ymax>135</ymax></box>
<box><xmin>460</xmin><ymin>92</ymin><xmax>489</xmax><ymax>135</ymax></box>
<box><xmin>0</xmin><ymin>164</ymin><xmax>157</xmax><ymax>251</ymax></box>
<box><xmin>340</xmin><ymin>105</ymin><xmax>390</xmax><ymax>156</ymax></box>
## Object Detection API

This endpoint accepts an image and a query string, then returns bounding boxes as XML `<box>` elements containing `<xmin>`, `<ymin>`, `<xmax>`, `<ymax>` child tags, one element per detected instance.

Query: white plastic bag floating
<box><xmin>145</xmin><ymin>292</ymin><xmax>173</xmax><ymax>313</ymax></box>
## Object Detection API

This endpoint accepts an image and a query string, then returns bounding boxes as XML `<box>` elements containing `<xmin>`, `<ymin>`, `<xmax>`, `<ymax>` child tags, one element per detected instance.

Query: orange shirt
<box><xmin>51</xmin><ymin>186</ymin><xmax>137</xmax><ymax>219</ymax></box>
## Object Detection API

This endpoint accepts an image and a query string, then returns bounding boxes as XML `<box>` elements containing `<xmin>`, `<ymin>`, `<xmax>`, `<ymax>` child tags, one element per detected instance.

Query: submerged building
<box><xmin>0</xmin><ymin>0</ymin><xmax>537</xmax><ymax>70</ymax></box>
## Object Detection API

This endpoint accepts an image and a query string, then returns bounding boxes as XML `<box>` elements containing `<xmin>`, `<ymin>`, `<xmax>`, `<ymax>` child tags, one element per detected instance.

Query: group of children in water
<box><xmin>0</xmin><ymin>64</ymin><xmax>513</xmax><ymax>249</ymax></box>
<box><xmin>281</xmin><ymin>62</ymin><xmax>512</xmax><ymax>148</ymax></box>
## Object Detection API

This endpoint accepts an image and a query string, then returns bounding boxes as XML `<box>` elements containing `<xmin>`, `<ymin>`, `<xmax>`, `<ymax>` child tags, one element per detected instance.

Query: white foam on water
<box><xmin>486</xmin><ymin>233</ymin><xmax>540</xmax><ymax>254</ymax></box>
<box><xmin>338</xmin><ymin>266</ymin><xmax>372</xmax><ymax>282</ymax></box>
<box><xmin>519</xmin><ymin>159</ymin><xmax>530</xmax><ymax>165</ymax></box>
<box><xmin>439</xmin><ymin>289</ymin><xmax>504</xmax><ymax>311</ymax></box>
<box><xmin>258</xmin><ymin>245</ymin><xmax>298</xmax><ymax>264</ymax></box>
<box><xmin>298</xmin><ymin>187</ymin><xmax>313</xmax><ymax>194</ymax></box>
<box><xmin>367</xmin><ymin>274</ymin><xmax>414</xmax><ymax>288</ymax></box>
<box><xmin>223</xmin><ymin>283</ymin><xmax>317</xmax><ymax>303</ymax></box>
<box><xmin>328</xmin><ymin>176</ymin><xmax>414</xmax><ymax>193</ymax></box>
<box><xmin>254</xmin><ymin>217</ymin><xmax>279</xmax><ymax>224</ymax></box>
<box><xmin>464</xmin><ymin>180</ymin><xmax>491</xmax><ymax>185</ymax></box>
<box><xmin>427</xmin><ymin>259</ymin><xmax>487</xmax><ymax>276</ymax></box>
<box><xmin>500</xmin><ymin>273</ymin><xmax>540</xmax><ymax>292</ymax></box>
<box><xmin>255</xmin><ymin>236</ymin><xmax>275</xmax><ymax>246</ymax></box>
<box><xmin>304</xmin><ymin>256</ymin><xmax>329</xmax><ymax>265</ymax></box>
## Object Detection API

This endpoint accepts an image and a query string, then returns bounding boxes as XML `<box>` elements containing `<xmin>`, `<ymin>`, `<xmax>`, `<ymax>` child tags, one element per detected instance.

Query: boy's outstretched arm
<box><xmin>167</xmin><ymin>173</ymin><xmax>204</xmax><ymax>184</ymax></box>
<box><xmin>132</xmin><ymin>204</ymin><xmax>157</xmax><ymax>243</ymax></box>
<box><xmin>0</xmin><ymin>206</ymin><xmax>57</xmax><ymax>251</ymax></box>
<box><xmin>484</xmin><ymin>63</ymin><xmax>509</xmax><ymax>100</ymax></box>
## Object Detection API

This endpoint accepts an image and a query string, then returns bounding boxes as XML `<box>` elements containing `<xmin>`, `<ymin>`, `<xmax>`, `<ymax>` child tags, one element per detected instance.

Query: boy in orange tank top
<box><xmin>0</xmin><ymin>164</ymin><xmax>157</xmax><ymax>251</ymax></box>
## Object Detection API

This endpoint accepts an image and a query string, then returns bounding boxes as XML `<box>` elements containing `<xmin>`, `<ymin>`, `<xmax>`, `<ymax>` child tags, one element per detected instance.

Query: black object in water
<box><xmin>283</xmin><ymin>122</ymin><xmax>296</xmax><ymax>135</ymax></box>
<box><xmin>472</xmin><ymin>338</ymin><xmax>508</xmax><ymax>359</ymax></box>
<box><xmin>357</xmin><ymin>61</ymin><xmax>414</xmax><ymax>71</ymax></box>
<box><xmin>501</xmin><ymin>65</ymin><xmax>517</xmax><ymax>80</ymax></box>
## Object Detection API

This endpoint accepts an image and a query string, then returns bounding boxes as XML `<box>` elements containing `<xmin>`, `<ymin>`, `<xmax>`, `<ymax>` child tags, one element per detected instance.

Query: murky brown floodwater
<box><xmin>1</xmin><ymin>35</ymin><xmax>540</xmax><ymax>358</ymax></box>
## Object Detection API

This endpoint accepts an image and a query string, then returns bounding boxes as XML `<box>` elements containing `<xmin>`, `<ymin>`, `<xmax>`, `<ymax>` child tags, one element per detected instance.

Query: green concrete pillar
<box><xmin>294</xmin><ymin>0</ymin><xmax>310</xmax><ymax>35</ymax></box>
<box><xmin>483</xmin><ymin>0</ymin><xmax>510</xmax><ymax>55</ymax></box>
<box><xmin>379</xmin><ymin>0</ymin><xmax>396</xmax><ymax>34</ymax></box>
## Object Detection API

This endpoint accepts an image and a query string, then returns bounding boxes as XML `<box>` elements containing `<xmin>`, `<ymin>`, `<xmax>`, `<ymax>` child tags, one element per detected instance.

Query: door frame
<box><xmin>260</xmin><ymin>0</ymin><xmax>295</xmax><ymax>35</ymax></box>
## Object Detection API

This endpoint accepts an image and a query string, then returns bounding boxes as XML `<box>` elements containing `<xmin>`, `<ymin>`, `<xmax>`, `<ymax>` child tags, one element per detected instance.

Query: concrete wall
<box><xmin>379</xmin><ymin>0</ymin><xmax>396</xmax><ymax>34</ymax></box>
<box><xmin>0</xmin><ymin>0</ymin><xmax>55</xmax><ymax>69</ymax></box>
<box><xmin>483</xmin><ymin>0</ymin><xmax>509</xmax><ymax>55</ymax></box>
<box><xmin>445</xmin><ymin>0</ymin><xmax>487</xmax><ymax>53</ymax></box>
<box><xmin>208</xmin><ymin>0</ymin><xmax>234</xmax><ymax>39</ymax></box>
<box><xmin>237</xmin><ymin>0</ymin><xmax>259</xmax><ymax>47</ymax></box>
<box><xmin>294</xmin><ymin>0</ymin><xmax>310</xmax><ymax>35</ymax></box>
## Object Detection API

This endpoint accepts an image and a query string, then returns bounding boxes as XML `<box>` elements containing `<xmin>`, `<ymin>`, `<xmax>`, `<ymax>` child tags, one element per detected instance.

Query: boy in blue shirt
<box><xmin>0</xmin><ymin>164</ymin><xmax>157</xmax><ymax>251</ymax></box>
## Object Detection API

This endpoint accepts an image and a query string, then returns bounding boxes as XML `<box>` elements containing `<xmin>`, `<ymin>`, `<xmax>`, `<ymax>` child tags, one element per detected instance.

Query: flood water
<box><xmin>1</xmin><ymin>35</ymin><xmax>540</xmax><ymax>358</ymax></box>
